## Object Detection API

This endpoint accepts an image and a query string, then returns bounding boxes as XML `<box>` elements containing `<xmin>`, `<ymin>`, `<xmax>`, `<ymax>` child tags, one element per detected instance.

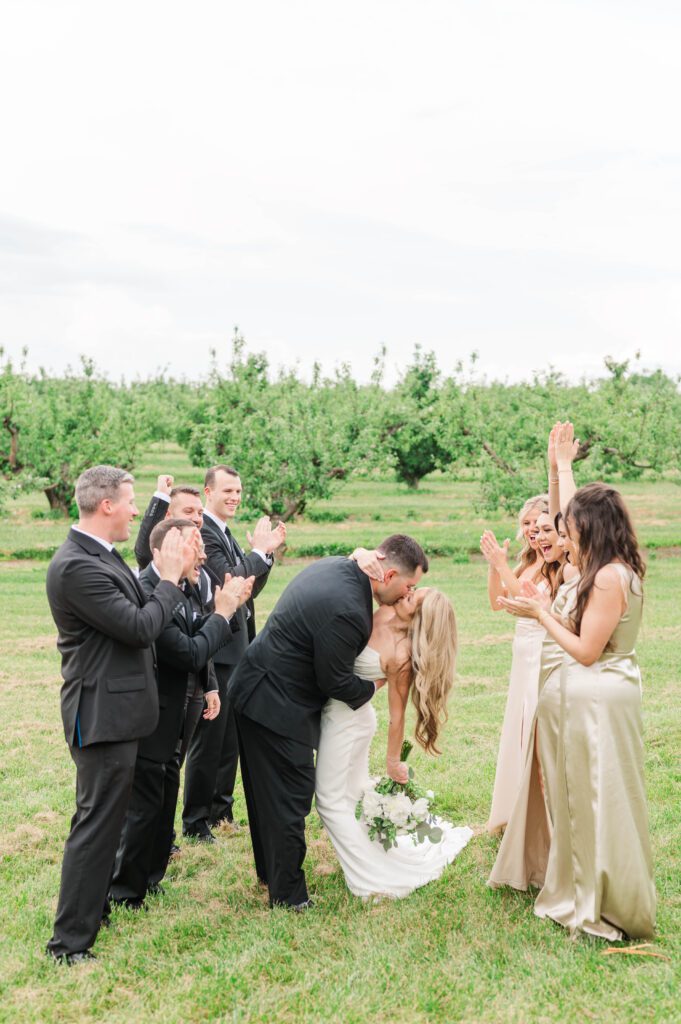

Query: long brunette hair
<box><xmin>409</xmin><ymin>590</ymin><xmax>457</xmax><ymax>755</ymax></box>
<box><xmin>566</xmin><ymin>483</ymin><xmax>645</xmax><ymax>636</ymax></box>
<box><xmin>515</xmin><ymin>494</ymin><xmax>549</xmax><ymax>576</ymax></box>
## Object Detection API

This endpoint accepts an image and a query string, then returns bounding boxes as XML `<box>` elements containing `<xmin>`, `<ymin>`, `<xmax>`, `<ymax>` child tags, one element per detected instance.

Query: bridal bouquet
<box><xmin>355</xmin><ymin>741</ymin><xmax>444</xmax><ymax>852</ymax></box>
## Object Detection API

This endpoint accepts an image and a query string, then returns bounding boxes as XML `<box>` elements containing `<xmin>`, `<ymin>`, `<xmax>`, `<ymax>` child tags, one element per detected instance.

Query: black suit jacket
<box><xmin>134</xmin><ymin>494</ymin><xmax>170</xmax><ymax>570</ymax></box>
<box><xmin>46</xmin><ymin>529</ymin><xmax>184</xmax><ymax>748</ymax></box>
<box><xmin>201</xmin><ymin>515</ymin><xmax>272</xmax><ymax>666</ymax></box>
<box><xmin>134</xmin><ymin>494</ymin><xmax>236</xmax><ymax>635</ymax></box>
<box><xmin>228</xmin><ymin>557</ymin><xmax>375</xmax><ymax>748</ymax></box>
<box><xmin>137</xmin><ymin>566</ymin><xmax>232</xmax><ymax>762</ymax></box>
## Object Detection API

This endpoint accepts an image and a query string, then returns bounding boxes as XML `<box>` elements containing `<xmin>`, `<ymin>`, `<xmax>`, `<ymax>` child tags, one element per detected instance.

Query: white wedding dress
<box><xmin>315</xmin><ymin>647</ymin><xmax>473</xmax><ymax>898</ymax></box>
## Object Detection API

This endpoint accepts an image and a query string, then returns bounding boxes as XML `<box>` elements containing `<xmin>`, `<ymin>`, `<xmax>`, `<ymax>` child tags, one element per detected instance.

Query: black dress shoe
<box><xmin>271</xmin><ymin>898</ymin><xmax>315</xmax><ymax>912</ymax></box>
<box><xmin>168</xmin><ymin>843</ymin><xmax>181</xmax><ymax>858</ymax></box>
<box><xmin>109</xmin><ymin>896</ymin><xmax>146</xmax><ymax>911</ymax></box>
<box><xmin>291</xmin><ymin>899</ymin><xmax>314</xmax><ymax>913</ymax></box>
<box><xmin>182</xmin><ymin>827</ymin><xmax>216</xmax><ymax>844</ymax></box>
<box><xmin>209</xmin><ymin>813</ymin><xmax>234</xmax><ymax>827</ymax></box>
<box><xmin>47</xmin><ymin>949</ymin><xmax>97</xmax><ymax>965</ymax></box>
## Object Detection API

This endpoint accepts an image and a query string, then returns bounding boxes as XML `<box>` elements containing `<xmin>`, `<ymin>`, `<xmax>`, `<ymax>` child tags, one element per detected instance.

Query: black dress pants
<box><xmin>47</xmin><ymin>739</ymin><xmax>138</xmax><ymax>957</ymax></box>
<box><xmin>183</xmin><ymin>664</ymin><xmax>238</xmax><ymax>831</ymax></box>
<box><xmin>235</xmin><ymin>712</ymin><xmax>315</xmax><ymax>907</ymax></box>
<box><xmin>110</xmin><ymin>755</ymin><xmax>168</xmax><ymax>903</ymax></box>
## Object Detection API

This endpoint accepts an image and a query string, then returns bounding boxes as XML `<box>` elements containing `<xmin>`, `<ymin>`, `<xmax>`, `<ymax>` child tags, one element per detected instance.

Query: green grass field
<box><xmin>0</xmin><ymin>447</ymin><xmax>679</xmax><ymax>1023</ymax></box>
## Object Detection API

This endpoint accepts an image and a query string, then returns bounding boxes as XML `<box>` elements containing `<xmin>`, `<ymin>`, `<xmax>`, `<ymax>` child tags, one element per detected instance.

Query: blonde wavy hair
<box><xmin>515</xmin><ymin>493</ymin><xmax>549</xmax><ymax>576</ymax></box>
<box><xmin>408</xmin><ymin>589</ymin><xmax>458</xmax><ymax>755</ymax></box>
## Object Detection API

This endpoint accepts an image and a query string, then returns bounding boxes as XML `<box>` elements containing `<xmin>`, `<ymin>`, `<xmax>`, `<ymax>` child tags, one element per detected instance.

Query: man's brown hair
<box><xmin>149</xmin><ymin>517</ymin><xmax>196</xmax><ymax>554</ymax></box>
<box><xmin>204</xmin><ymin>465</ymin><xmax>240</xmax><ymax>489</ymax></box>
<box><xmin>169</xmin><ymin>485</ymin><xmax>201</xmax><ymax>500</ymax></box>
<box><xmin>377</xmin><ymin>534</ymin><xmax>429</xmax><ymax>574</ymax></box>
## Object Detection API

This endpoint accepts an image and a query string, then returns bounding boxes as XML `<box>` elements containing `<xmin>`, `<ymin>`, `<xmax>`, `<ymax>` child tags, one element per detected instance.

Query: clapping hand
<box><xmin>350</xmin><ymin>547</ymin><xmax>386</xmax><ymax>581</ymax></box>
<box><xmin>480</xmin><ymin>530</ymin><xmax>510</xmax><ymax>570</ymax></box>
<box><xmin>154</xmin><ymin>527</ymin><xmax>185</xmax><ymax>585</ymax></box>
<box><xmin>247</xmin><ymin>516</ymin><xmax>287</xmax><ymax>555</ymax></box>
<box><xmin>214</xmin><ymin>574</ymin><xmax>255</xmax><ymax>619</ymax></box>
<box><xmin>520</xmin><ymin>578</ymin><xmax>551</xmax><ymax>609</ymax></box>
<box><xmin>497</xmin><ymin>594</ymin><xmax>542</xmax><ymax>620</ymax></box>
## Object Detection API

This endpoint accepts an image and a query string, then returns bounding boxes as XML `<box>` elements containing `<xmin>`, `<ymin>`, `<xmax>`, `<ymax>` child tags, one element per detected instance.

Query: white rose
<box><xmin>411</xmin><ymin>797</ymin><xmax>429</xmax><ymax>822</ymax></box>
<box><xmin>388</xmin><ymin>793</ymin><xmax>413</xmax><ymax>828</ymax></box>
<box><xmin>362</xmin><ymin>791</ymin><xmax>384</xmax><ymax>820</ymax></box>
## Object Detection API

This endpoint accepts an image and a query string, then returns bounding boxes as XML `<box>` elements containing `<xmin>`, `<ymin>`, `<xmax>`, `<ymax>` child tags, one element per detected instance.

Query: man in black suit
<box><xmin>182</xmin><ymin>464</ymin><xmax>286</xmax><ymax>841</ymax></box>
<box><xmin>228</xmin><ymin>534</ymin><xmax>428</xmax><ymax>910</ymax></box>
<box><xmin>109</xmin><ymin>518</ymin><xmax>254</xmax><ymax>907</ymax></box>
<box><xmin>133</xmin><ymin>476</ymin><xmax>220</xmax><ymax>765</ymax></box>
<box><xmin>45</xmin><ymin>465</ymin><xmax>188</xmax><ymax>963</ymax></box>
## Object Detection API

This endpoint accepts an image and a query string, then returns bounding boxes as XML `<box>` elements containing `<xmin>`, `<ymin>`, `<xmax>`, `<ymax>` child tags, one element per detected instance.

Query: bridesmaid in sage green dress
<box><xmin>498</xmin><ymin>482</ymin><xmax>655</xmax><ymax>940</ymax></box>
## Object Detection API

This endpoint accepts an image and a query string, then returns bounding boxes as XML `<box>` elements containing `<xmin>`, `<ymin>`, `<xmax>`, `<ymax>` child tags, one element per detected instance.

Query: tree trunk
<box><xmin>44</xmin><ymin>482</ymin><xmax>72</xmax><ymax>515</ymax></box>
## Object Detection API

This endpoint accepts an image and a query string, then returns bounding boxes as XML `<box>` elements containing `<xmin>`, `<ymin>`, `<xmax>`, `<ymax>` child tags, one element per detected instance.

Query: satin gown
<box><xmin>487</xmin><ymin>583</ymin><xmax>548</xmax><ymax>834</ymax></box>
<box><xmin>315</xmin><ymin>647</ymin><xmax>472</xmax><ymax>899</ymax></box>
<box><xmin>488</xmin><ymin>579</ymin><xmax>577</xmax><ymax>890</ymax></box>
<box><xmin>535</xmin><ymin>565</ymin><xmax>656</xmax><ymax>939</ymax></box>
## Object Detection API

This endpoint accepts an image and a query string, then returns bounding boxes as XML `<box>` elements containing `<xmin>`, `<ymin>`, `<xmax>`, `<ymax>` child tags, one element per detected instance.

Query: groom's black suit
<box><xmin>228</xmin><ymin>557</ymin><xmax>376</xmax><ymax>906</ymax></box>
<box><xmin>45</xmin><ymin>528</ymin><xmax>183</xmax><ymax>957</ymax></box>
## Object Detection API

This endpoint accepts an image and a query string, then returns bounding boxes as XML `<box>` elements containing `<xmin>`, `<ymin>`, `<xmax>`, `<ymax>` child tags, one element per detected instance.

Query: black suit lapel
<box><xmin>101</xmin><ymin>549</ymin><xmax>146</xmax><ymax>604</ymax></box>
<box><xmin>172</xmin><ymin>588</ymin><xmax>193</xmax><ymax>631</ymax></box>
<box><xmin>68</xmin><ymin>529</ymin><xmax>145</xmax><ymax>604</ymax></box>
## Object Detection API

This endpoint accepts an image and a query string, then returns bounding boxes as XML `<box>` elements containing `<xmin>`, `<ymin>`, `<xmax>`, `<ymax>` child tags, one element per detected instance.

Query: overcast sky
<box><xmin>1</xmin><ymin>0</ymin><xmax>680</xmax><ymax>384</ymax></box>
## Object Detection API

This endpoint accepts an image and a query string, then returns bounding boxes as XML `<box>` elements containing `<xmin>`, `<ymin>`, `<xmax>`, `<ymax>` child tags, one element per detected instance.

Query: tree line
<box><xmin>2</xmin><ymin>336</ymin><xmax>680</xmax><ymax>518</ymax></box>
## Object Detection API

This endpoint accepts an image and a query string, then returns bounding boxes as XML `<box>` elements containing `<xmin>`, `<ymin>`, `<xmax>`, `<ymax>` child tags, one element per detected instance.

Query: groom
<box><xmin>228</xmin><ymin>534</ymin><xmax>428</xmax><ymax>909</ymax></box>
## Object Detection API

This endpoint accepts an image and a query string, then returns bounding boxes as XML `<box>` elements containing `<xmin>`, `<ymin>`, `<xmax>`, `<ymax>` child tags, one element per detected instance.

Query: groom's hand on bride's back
<box><xmin>374</xmin><ymin>677</ymin><xmax>387</xmax><ymax>691</ymax></box>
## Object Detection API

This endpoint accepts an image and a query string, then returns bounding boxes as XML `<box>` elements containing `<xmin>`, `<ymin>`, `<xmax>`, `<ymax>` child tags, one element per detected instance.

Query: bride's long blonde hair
<box><xmin>408</xmin><ymin>590</ymin><xmax>457</xmax><ymax>755</ymax></box>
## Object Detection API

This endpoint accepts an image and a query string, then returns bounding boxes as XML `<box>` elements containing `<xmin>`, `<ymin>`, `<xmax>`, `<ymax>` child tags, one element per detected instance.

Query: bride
<box><xmin>315</xmin><ymin>569</ymin><xmax>473</xmax><ymax>899</ymax></box>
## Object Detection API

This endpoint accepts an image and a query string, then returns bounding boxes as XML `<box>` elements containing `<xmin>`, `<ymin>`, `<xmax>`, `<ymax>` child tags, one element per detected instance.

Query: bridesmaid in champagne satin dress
<box><xmin>496</xmin><ymin>483</ymin><xmax>656</xmax><ymax>940</ymax></box>
<box><xmin>534</xmin><ymin>563</ymin><xmax>655</xmax><ymax>939</ymax></box>
<box><xmin>488</xmin><ymin>574</ymin><xmax>577</xmax><ymax>890</ymax></box>
<box><xmin>480</xmin><ymin>495</ymin><xmax>548</xmax><ymax>834</ymax></box>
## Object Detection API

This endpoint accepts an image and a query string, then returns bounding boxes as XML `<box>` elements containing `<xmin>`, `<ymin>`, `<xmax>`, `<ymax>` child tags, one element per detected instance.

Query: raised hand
<box><xmin>156</xmin><ymin>474</ymin><xmax>174</xmax><ymax>495</ymax></box>
<box><xmin>555</xmin><ymin>421</ymin><xmax>580</xmax><ymax>467</ymax></box>
<box><xmin>203</xmin><ymin>690</ymin><xmax>221</xmax><ymax>720</ymax></box>
<box><xmin>350</xmin><ymin>547</ymin><xmax>386</xmax><ymax>581</ymax></box>
<box><xmin>154</xmin><ymin>527</ymin><xmax>184</xmax><ymax>584</ymax></box>
<box><xmin>547</xmin><ymin>422</ymin><xmax>560</xmax><ymax>472</ymax></box>
<box><xmin>480</xmin><ymin>530</ymin><xmax>510</xmax><ymax>571</ymax></box>
<box><xmin>247</xmin><ymin>516</ymin><xmax>287</xmax><ymax>555</ymax></box>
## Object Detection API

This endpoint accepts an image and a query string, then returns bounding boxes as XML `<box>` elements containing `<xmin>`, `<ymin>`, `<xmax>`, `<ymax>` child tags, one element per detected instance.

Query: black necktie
<box><xmin>226</xmin><ymin>530</ymin><xmax>240</xmax><ymax>564</ymax></box>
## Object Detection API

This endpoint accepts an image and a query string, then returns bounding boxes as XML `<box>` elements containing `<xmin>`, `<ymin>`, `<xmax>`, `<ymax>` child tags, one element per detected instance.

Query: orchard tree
<box><xmin>187</xmin><ymin>333</ymin><xmax>378</xmax><ymax>519</ymax></box>
<box><xmin>381</xmin><ymin>346</ymin><xmax>453</xmax><ymax>489</ymax></box>
<box><xmin>1</xmin><ymin>352</ymin><xmax>146</xmax><ymax>514</ymax></box>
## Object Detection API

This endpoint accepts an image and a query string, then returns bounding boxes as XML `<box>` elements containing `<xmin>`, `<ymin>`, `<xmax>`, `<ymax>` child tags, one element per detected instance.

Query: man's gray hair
<box><xmin>75</xmin><ymin>465</ymin><xmax>134</xmax><ymax>516</ymax></box>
